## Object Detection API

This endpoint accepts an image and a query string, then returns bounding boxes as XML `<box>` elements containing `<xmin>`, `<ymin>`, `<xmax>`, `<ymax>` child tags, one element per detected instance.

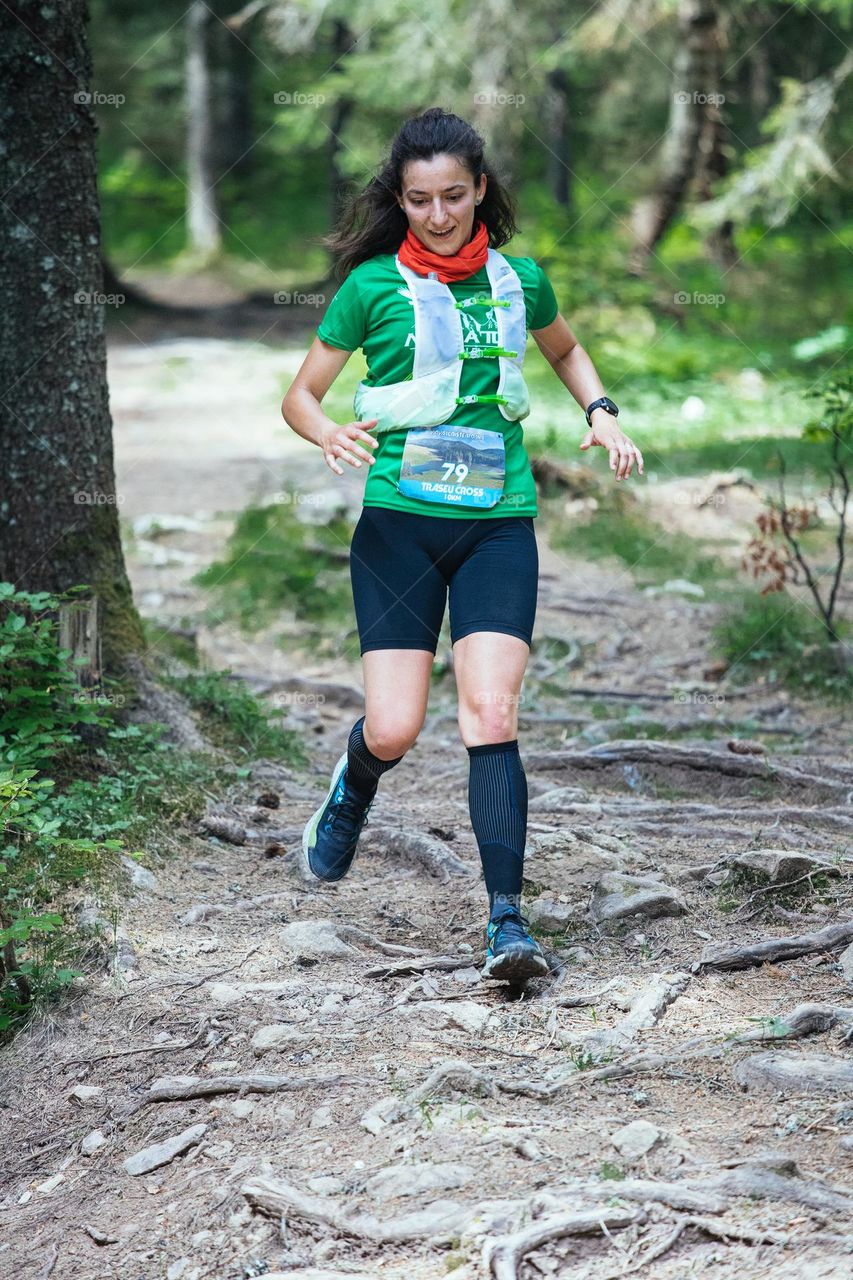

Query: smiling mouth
<box><xmin>429</xmin><ymin>228</ymin><xmax>455</xmax><ymax>238</ymax></box>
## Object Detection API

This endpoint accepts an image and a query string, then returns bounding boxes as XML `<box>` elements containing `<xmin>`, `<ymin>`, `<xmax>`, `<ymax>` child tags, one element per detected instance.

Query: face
<box><xmin>396</xmin><ymin>153</ymin><xmax>487</xmax><ymax>255</ymax></box>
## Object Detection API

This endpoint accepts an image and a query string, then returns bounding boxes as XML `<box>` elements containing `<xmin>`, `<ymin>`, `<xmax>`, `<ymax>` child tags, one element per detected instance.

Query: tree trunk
<box><xmin>327</xmin><ymin>20</ymin><xmax>355</xmax><ymax>230</ymax></box>
<box><xmin>186</xmin><ymin>0</ymin><xmax>222</xmax><ymax>257</ymax></box>
<box><xmin>218</xmin><ymin>18</ymin><xmax>255</xmax><ymax>176</ymax></box>
<box><xmin>629</xmin><ymin>0</ymin><xmax>722</xmax><ymax>271</ymax></box>
<box><xmin>545</xmin><ymin>65</ymin><xmax>573</xmax><ymax>210</ymax></box>
<box><xmin>0</xmin><ymin>0</ymin><xmax>144</xmax><ymax>674</ymax></box>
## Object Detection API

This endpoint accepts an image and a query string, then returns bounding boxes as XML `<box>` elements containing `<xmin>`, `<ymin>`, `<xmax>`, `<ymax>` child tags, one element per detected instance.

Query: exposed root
<box><xmin>696</xmin><ymin>920</ymin><xmax>853</xmax><ymax>972</ymax></box>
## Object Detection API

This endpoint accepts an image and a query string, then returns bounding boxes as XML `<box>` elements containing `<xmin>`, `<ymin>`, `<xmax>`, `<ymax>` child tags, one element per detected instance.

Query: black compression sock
<box><xmin>466</xmin><ymin>738</ymin><xmax>527</xmax><ymax>917</ymax></box>
<box><xmin>346</xmin><ymin>715</ymin><xmax>404</xmax><ymax>799</ymax></box>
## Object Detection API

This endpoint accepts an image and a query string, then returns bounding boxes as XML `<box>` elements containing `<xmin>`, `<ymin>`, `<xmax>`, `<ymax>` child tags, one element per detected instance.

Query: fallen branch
<box><xmin>363</xmin><ymin>954</ymin><xmax>481</xmax><ymax>979</ymax></box>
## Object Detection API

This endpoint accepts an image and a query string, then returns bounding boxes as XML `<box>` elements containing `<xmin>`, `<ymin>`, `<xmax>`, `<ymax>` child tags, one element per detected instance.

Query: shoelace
<box><xmin>329</xmin><ymin>788</ymin><xmax>373</xmax><ymax>832</ymax></box>
<box><xmin>490</xmin><ymin>909</ymin><xmax>533</xmax><ymax>946</ymax></box>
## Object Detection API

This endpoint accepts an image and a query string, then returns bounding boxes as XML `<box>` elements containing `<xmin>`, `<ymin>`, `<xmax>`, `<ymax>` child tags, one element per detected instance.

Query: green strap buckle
<box><xmin>455</xmin><ymin>393</ymin><xmax>510</xmax><ymax>405</ymax></box>
<box><xmin>458</xmin><ymin>347</ymin><xmax>518</xmax><ymax>359</ymax></box>
<box><xmin>454</xmin><ymin>295</ymin><xmax>512</xmax><ymax>310</ymax></box>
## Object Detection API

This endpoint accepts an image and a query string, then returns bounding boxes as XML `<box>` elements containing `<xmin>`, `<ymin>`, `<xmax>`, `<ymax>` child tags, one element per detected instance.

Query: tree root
<box><xmin>484</xmin><ymin>1206</ymin><xmax>647</xmax><ymax>1280</ymax></box>
<box><xmin>241</xmin><ymin>1174</ymin><xmax>476</xmax><ymax>1244</ymax></box>
<box><xmin>360</xmin><ymin>823</ymin><xmax>475</xmax><ymax>881</ymax></box>
<box><xmin>125</xmin><ymin>1071</ymin><xmax>371</xmax><ymax>1116</ymax></box>
<box><xmin>525</xmin><ymin>739</ymin><xmax>853</xmax><ymax>798</ymax></box>
<box><xmin>695</xmin><ymin>920</ymin><xmax>853</xmax><ymax>972</ymax></box>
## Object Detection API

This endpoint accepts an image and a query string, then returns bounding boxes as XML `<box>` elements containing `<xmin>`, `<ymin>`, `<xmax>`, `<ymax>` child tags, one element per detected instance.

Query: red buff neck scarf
<box><xmin>397</xmin><ymin>217</ymin><xmax>490</xmax><ymax>283</ymax></box>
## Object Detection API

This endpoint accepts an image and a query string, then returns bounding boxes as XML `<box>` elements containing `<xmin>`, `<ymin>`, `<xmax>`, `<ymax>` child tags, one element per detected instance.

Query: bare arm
<box><xmin>281</xmin><ymin>337</ymin><xmax>378</xmax><ymax>475</ymax></box>
<box><xmin>530</xmin><ymin>313</ymin><xmax>643</xmax><ymax>481</ymax></box>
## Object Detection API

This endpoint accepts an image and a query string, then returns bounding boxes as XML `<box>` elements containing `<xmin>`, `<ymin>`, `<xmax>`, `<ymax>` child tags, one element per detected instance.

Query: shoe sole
<box><xmin>300</xmin><ymin>749</ymin><xmax>349</xmax><ymax>883</ymax></box>
<box><xmin>482</xmin><ymin>946</ymin><xmax>550</xmax><ymax>982</ymax></box>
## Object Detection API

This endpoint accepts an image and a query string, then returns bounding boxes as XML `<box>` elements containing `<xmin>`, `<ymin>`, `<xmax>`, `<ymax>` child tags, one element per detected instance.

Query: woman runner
<box><xmin>282</xmin><ymin>107</ymin><xmax>643</xmax><ymax>982</ymax></box>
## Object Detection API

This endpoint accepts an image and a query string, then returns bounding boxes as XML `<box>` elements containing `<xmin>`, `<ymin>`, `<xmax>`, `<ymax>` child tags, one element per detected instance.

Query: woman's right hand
<box><xmin>320</xmin><ymin>419</ymin><xmax>379</xmax><ymax>475</ymax></box>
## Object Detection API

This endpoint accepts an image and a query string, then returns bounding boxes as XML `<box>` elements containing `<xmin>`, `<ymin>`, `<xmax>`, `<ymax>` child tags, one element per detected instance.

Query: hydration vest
<box><xmin>352</xmin><ymin>248</ymin><xmax>531</xmax><ymax>435</ymax></box>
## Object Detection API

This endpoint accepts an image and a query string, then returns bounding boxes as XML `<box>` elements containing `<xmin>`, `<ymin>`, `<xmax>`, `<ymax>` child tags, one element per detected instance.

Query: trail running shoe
<box><xmin>482</xmin><ymin>908</ymin><xmax>550</xmax><ymax>982</ymax></box>
<box><xmin>300</xmin><ymin>750</ymin><xmax>374</xmax><ymax>882</ymax></box>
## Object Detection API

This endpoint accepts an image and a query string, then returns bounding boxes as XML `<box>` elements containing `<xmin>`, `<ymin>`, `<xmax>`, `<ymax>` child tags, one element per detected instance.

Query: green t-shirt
<box><xmin>316</xmin><ymin>252</ymin><xmax>558</xmax><ymax>519</ymax></box>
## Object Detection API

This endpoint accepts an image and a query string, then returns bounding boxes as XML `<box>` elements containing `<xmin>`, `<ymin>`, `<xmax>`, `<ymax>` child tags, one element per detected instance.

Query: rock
<box><xmin>121</xmin><ymin>855</ymin><xmax>158</xmax><ymax>892</ymax></box>
<box><xmin>397</xmin><ymin>1000</ymin><xmax>492</xmax><ymax>1035</ymax></box>
<box><xmin>839</xmin><ymin>1136</ymin><xmax>853</xmax><ymax>1153</ymax></box>
<box><xmin>611</xmin><ymin>1120</ymin><xmax>661</xmax><ymax>1161</ymax></box>
<box><xmin>839</xmin><ymin>942</ymin><xmax>853</xmax><ymax>984</ymax></box>
<box><xmin>229</xmin><ymin>1100</ymin><xmax>255</xmax><ymax>1119</ymax></box>
<box><xmin>450</xmin><ymin>965</ymin><xmax>483</xmax><ymax>985</ymax></box>
<box><xmin>662</xmin><ymin>579</ymin><xmax>705</xmax><ymax>597</ymax></box>
<box><xmin>36</xmin><ymin>1173</ymin><xmax>65</xmax><ymax>1194</ymax></box>
<box><xmin>123</xmin><ymin>1124</ymin><xmax>208</xmax><ymax>1176</ymax></box>
<box><xmin>724</xmin><ymin>849</ymin><xmax>838</xmax><ymax>885</ymax></box>
<box><xmin>590</xmin><ymin>873</ymin><xmax>687</xmax><ymax>923</ymax></box>
<box><xmin>529</xmin><ymin>789</ymin><xmax>603</xmax><ymax>817</ymax></box>
<box><xmin>306</xmin><ymin>1175</ymin><xmax>344</xmax><ymax>1195</ymax></box>
<box><xmin>563</xmin><ymin>946</ymin><xmax>593</xmax><ymax>965</ymax></box>
<box><xmin>526</xmin><ymin>829</ymin><xmax>632</xmax><ymax>889</ymax></box>
<box><xmin>734</xmin><ymin>1052</ymin><xmax>853</xmax><ymax>1095</ymax></box>
<box><xmin>251</xmin><ymin>1024</ymin><xmax>312</xmax><ymax>1056</ymax></box>
<box><xmin>279</xmin><ymin>920</ymin><xmax>360</xmax><ymax>960</ymax></box>
<box><xmin>68</xmin><ymin>1084</ymin><xmax>104</xmax><ymax>1104</ymax></box>
<box><xmin>527</xmin><ymin>898</ymin><xmax>573</xmax><ymax>931</ymax></box>
<box><xmin>81</xmin><ymin>1129</ymin><xmax>107</xmax><ymax>1156</ymax></box>
<box><xmin>365</xmin><ymin>1161</ymin><xmax>475</xmax><ymax>1201</ymax></box>
<box><xmin>309</xmin><ymin>1107</ymin><xmax>333</xmax><ymax>1130</ymax></box>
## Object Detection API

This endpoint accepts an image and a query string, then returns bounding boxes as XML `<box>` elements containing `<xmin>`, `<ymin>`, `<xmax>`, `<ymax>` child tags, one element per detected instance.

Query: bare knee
<box><xmin>364</xmin><ymin>717</ymin><xmax>422</xmax><ymax>760</ymax></box>
<box><xmin>457</xmin><ymin>696</ymin><xmax>518</xmax><ymax>748</ymax></box>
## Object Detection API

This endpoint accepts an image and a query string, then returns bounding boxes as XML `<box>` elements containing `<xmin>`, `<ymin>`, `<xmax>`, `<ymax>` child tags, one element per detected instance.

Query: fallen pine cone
<box><xmin>727</xmin><ymin>738</ymin><xmax>766</xmax><ymax>755</ymax></box>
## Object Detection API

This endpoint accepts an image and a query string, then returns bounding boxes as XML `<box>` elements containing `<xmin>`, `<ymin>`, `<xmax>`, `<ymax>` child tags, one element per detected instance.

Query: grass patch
<box><xmin>547</xmin><ymin>497</ymin><xmax>728</xmax><ymax>592</ymax></box>
<box><xmin>712</xmin><ymin>590</ymin><xmax>853</xmax><ymax>702</ymax></box>
<box><xmin>192</xmin><ymin>496</ymin><xmax>354</xmax><ymax>637</ymax></box>
<box><xmin>162</xmin><ymin>670</ymin><xmax>307</xmax><ymax>767</ymax></box>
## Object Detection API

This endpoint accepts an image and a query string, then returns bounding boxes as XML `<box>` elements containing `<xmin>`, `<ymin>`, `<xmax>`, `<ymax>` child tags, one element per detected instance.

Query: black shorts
<box><xmin>349</xmin><ymin>506</ymin><xmax>538</xmax><ymax>655</ymax></box>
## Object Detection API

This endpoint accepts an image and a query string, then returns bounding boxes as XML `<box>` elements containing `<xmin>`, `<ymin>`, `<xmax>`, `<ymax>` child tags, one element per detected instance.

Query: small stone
<box><xmin>397</xmin><ymin>1000</ymin><xmax>492</xmax><ymax>1035</ymax></box>
<box><xmin>81</xmin><ymin>1129</ymin><xmax>107</xmax><ymax>1156</ymax></box>
<box><xmin>839</xmin><ymin>942</ymin><xmax>853</xmax><ymax>984</ymax></box>
<box><xmin>36</xmin><ymin>1173</ymin><xmax>65</xmax><ymax>1194</ymax></box>
<box><xmin>123</xmin><ymin>1124</ymin><xmax>207</xmax><ymax>1176</ymax></box>
<box><xmin>251</xmin><ymin>1024</ymin><xmax>311</xmax><ymax>1056</ymax></box>
<box><xmin>306</xmin><ymin>1175</ymin><xmax>344</xmax><ymax>1194</ymax></box>
<box><xmin>611</xmin><ymin>1119</ymin><xmax>661</xmax><ymax>1161</ymax></box>
<box><xmin>527</xmin><ymin>898</ymin><xmax>573</xmax><ymax>932</ymax></box>
<box><xmin>68</xmin><ymin>1084</ymin><xmax>104</xmax><ymax>1104</ymax></box>
<box><xmin>279</xmin><ymin>920</ymin><xmax>359</xmax><ymax>960</ymax></box>
<box><xmin>121</xmin><ymin>855</ymin><xmax>158</xmax><ymax>892</ymax></box>
<box><xmin>229</xmin><ymin>1099</ymin><xmax>255</xmax><ymax>1120</ymax></box>
<box><xmin>309</xmin><ymin>1106</ymin><xmax>333</xmax><ymax>1129</ymax></box>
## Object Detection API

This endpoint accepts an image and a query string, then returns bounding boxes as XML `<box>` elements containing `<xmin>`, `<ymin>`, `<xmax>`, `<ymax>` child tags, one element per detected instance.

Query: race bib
<box><xmin>397</xmin><ymin>423</ymin><xmax>505</xmax><ymax>509</ymax></box>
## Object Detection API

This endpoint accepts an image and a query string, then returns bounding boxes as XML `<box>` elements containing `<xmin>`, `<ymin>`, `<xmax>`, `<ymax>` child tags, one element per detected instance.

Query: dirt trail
<box><xmin>2</xmin><ymin>336</ymin><xmax>853</xmax><ymax>1280</ymax></box>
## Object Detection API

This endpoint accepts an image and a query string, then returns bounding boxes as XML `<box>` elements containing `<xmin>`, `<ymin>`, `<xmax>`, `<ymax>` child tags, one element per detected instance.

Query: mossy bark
<box><xmin>0</xmin><ymin>0</ymin><xmax>145</xmax><ymax>676</ymax></box>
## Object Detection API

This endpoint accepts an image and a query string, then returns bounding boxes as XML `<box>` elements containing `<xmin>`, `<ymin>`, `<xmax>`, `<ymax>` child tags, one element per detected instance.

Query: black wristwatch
<box><xmin>585</xmin><ymin>396</ymin><xmax>619</xmax><ymax>427</ymax></box>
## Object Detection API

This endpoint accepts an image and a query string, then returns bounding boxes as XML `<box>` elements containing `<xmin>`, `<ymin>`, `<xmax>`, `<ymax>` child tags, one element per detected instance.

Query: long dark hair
<box><xmin>322</xmin><ymin>107</ymin><xmax>519</xmax><ymax>280</ymax></box>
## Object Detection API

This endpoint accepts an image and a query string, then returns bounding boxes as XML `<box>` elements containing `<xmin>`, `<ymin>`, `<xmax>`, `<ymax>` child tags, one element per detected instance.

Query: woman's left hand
<box><xmin>579</xmin><ymin>414</ymin><xmax>644</xmax><ymax>481</ymax></box>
